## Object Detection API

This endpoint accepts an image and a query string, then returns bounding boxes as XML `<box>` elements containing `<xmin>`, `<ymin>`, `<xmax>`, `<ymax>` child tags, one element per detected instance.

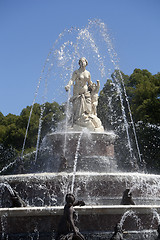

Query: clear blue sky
<box><xmin>0</xmin><ymin>0</ymin><xmax>160</xmax><ymax>116</ymax></box>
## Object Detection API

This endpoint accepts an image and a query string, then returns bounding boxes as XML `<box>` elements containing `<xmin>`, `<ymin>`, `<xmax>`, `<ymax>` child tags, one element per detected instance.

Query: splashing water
<box><xmin>0</xmin><ymin>182</ymin><xmax>15</xmax><ymax>196</ymax></box>
<box><xmin>63</xmin><ymin>89</ymin><xmax>72</xmax><ymax>157</ymax></box>
<box><xmin>12</xmin><ymin>18</ymin><xmax>143</xmax><ymax>172</ymax></box>
<box><xmin>119</xmin><ymin>210</ymin><xmax>143</xmax><ymax>230</ymax></box>
<box><xmin>0</xmin><ymin>159</ymin><xmax>18</xmax><ymax>174</ymax></box>
<box><xmin>1</xmin><ymin>214</ymin><xmax>8</xmax><ymax>240</ymax></box>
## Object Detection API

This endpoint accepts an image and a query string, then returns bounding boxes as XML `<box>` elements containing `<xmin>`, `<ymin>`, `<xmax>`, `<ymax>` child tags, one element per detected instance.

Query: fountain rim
<box><xmin>1</xmin><ymin>171</ymin><xmax>160</xmax><ymax>179</ymax></box>
<box><xmin>0</xmin><ymin>205</ymin><xmax>159</xmax><ymax>217</ymax></box>
<box><xmin>47</xmin><ymin>130</ymin><xmax>117</xmax><ymax>138</ymax></box>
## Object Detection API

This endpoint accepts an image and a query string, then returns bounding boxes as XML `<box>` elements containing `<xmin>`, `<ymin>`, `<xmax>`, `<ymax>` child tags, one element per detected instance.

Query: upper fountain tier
<box><xmin>41</xmin><ymin>130</ymin><xmax>117</xmax><ymax>173</ymax></box>
<box><xmin>37</xmin><ymin>58</ymin><xmax>117</xmax><ymax>174</ymax></box>
<box><xmin>65</xmin><ymin>57</ymin><xmax>104</xmax><ymax>132</ymax></box>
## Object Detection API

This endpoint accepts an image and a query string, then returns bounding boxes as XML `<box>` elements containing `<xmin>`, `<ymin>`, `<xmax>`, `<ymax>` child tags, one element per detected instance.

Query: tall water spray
<box><xmin>0</xmin><ymin>19</ymin><xmax>143</xmax><ymax>174</ymax></box>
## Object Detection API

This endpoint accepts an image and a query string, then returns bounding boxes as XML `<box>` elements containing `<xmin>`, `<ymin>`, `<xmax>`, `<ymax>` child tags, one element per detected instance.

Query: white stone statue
<box><xmin>90</xmin><ymin>80</ymin><xmax>100</xmax><ymax>116</ymax></box>
<box><xmin>65</xmin><ymin>57</ymin><xmax>104</xmax><ymax>132</ymax></box>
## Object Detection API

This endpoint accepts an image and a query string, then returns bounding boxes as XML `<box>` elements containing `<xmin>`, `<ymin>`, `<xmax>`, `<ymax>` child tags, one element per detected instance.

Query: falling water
<box><xmin>1</xmin><ymin>214</ymin><xmax>8</xmax><ymax>240</ymax></box>
<box><xmin>119</xmin><ymin>210</ymin><xmax>142</xmax><ymax>230</ymax></box>
<box><xmin>0</xmin><ymin>182</ymin><xmax>15</xmax><ymax>196</ymax></box>
<box><xmin>0</xmin><ymin>159</ymin><xmax>17</xmax><ymax>174</ymax></box>
<box><xmin>91</xmin><ymin>20</ymin><xmax>137</xmax><ymax>167</ymax></box>
<box><xmin>16</xmin><ymin>19</ymin><xmax>143</xmax><ymax>173</ymax></box>
<box><xmin>35</xmin><ymin>104</ymin><xmax>46</xmax><ymax>162</ymax></box>
<box><xmin>71</xmin><ymin>132</ymin><xmax>83</xmax><ymax>193</ymax></box>
<box><xmin>20</xmin><ymin>27</ymin><xmax>78</xmax><ymax>160</ymax></box>
<box><xmin>33</xmin><ymin>224</ymin><xmax>40</xmax><ymax>240</ymax></box>
<box><xmin>21</xmin><ymin>75</ymin><xmax>43</xmax><ymax>160</ymax></box>
<box><xmin>94</xmin><ymin>19</ymin><xmax>144</xmax><ymax>168</ymax></box>
<box><xmin>63</xmin><ymin>89</ymin><xmax>72</xmax><ymax>157</ymax></box>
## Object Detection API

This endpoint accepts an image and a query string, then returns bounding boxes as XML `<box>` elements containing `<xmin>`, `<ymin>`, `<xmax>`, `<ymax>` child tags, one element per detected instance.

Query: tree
<box><xmin>126</xmin><ymin>69</ymin><xmax>160</xmax><ymax>124</ymax></box>
<box><xmin>0</xmin><ymin>102</ymin><xmax>64</xmax><ymax>152</ymax></box>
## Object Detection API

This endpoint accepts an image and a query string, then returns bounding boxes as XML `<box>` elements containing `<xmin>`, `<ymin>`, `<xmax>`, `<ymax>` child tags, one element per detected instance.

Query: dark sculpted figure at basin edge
<box><xmin>120</xmin><ymin>189</ymin><xmax>135</xmax><ymax>205</ymax></box>
<box><xmin>1</xmin><ymin>182</ymin><xmax>26</xmax><ymax>208</ymax></box>
<box><xmin>56</xmin><ymin>193</ymin><xmax>85</xmax><ymax>240</ymax></box>
<box><xmin>110</xmin><ymin>223</ymin><xmax>124</xmax><ymax>240</ymax></box>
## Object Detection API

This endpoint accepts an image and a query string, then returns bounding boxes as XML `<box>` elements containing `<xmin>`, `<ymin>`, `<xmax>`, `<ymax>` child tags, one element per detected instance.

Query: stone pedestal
<box><xmin>41</xmin><ymin>131</ymin><xmax>117</xmax><ymax>173</ymax></box>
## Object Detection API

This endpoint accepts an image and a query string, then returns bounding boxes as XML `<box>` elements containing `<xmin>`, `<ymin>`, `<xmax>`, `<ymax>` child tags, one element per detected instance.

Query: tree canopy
<box><xmin>0</xmin><ymin>102</ymin><xmax>64</xmax><ymax>152</ymax></box>
<box><xmin>125</xmin><ymin>69</ymin><xmax>160</xmax><ymax>124</ymax></box>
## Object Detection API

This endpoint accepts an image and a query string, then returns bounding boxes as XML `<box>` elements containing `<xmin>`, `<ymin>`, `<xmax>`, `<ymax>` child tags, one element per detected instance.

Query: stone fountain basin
<box><xmin>1</xmin><ymin>171</ymin><xmax>160</xmax><ymax>239</ymax></box>
<box><xmin>0</xmin><ymin>205</ymin><xmax>159</xmax><ymax>234</ymax></box>
<box><xmin>1</xmin><ymin>172</ymin><xmax>160</xmax><ymax>206</ymax></box>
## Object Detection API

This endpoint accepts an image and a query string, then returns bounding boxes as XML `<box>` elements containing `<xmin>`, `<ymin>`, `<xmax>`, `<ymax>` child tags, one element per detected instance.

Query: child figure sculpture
<box><xmin>90</xmin><ymin>80</ymin><xmax>100</xmax><ymax>116</ymax></box>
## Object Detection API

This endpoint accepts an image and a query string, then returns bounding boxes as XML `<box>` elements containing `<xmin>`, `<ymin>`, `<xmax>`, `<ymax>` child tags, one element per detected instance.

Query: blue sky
<box><xmin>0</xmin><ymin>0</ymin><xmax>160</xmax><ymax>116</ymax></box>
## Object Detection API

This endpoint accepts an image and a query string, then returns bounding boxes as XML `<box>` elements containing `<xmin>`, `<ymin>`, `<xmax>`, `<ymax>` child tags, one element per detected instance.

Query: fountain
<box><xmin>0</xmin><ymin>19</ymin><xmax>160</xmax><ymax>239</ymax></box>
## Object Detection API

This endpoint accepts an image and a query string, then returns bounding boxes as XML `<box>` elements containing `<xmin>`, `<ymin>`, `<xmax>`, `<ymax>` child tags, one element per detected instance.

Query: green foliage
<box><xmin>0</xmin><ymin>102</ymin><xmax>64</xmax><ymax>152</ymax></box>
<box><xmin>99</xmin><ymin>68</ymin><xmax>160</xmax><ymax>126</ymax></box>
<box><xmin>126</xmin><ymin>69</ymin><xmax>160</xmax><ymax>124</ymax></box>
<box><xmin>0</xmin><ymin>144</ymin><xmax>17</xmax><ymax>170</ymax></box>
<box><xmin>136</xmin><ymin>122</ymin><xmax>160</xmax><ymax>173</ymax></box>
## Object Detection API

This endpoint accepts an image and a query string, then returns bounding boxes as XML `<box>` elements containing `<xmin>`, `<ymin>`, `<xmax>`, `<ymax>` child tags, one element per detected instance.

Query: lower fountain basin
<box><xmin>0</xmin><ymin>205</ymin><xmax>159</xmax><ymax>240</ymax></box>
<box><xmin>1</xmin><ymin>172</ymin><xmax>160</xmax><ymax>239</ymax></box>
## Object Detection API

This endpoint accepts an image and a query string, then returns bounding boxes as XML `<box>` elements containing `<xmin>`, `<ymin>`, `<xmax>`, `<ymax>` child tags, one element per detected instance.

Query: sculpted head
<box><xmin>65</xmin><ymin>193</ymin><xmax>75</xmax><ymax>204</ymax></box>
<box><xmin>79</xmin><ymin>57</ymin><xmax>88</xmax><ymax>67</ymax></box>
<box><xmin>114</xmin><ymin>223</ymin><xmax>123</xmax><ymax>233</ymax></box>
<box><xmin>92</xmin><ymin>83</ymin><xmax>97</xmax><ymax>91</ymax></box>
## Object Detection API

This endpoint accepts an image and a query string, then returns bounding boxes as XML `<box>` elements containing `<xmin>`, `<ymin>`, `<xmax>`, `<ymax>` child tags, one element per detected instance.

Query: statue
<box><xmin>55</xmin><ymin>193</ymin><xmax>85</xmax><ymax>240</ymax></box>
<box><xmin>110</xmin><ymin>223</ymin><xmax>124</xmax><ymax>240</ymax></box>
<box><xmin>1</xmin><ymin>183</ymin><xmax>27</xmax><ymax>208</ymax></box>
<box><xmin>120</xmin><ymin>189</ymin><xmax>135</xmax><ymax>205</ymax></box>
<box><xmin>65</xmin><ymin>57</ymin><xmax>104</xmax><ymax>132</ymax></box>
